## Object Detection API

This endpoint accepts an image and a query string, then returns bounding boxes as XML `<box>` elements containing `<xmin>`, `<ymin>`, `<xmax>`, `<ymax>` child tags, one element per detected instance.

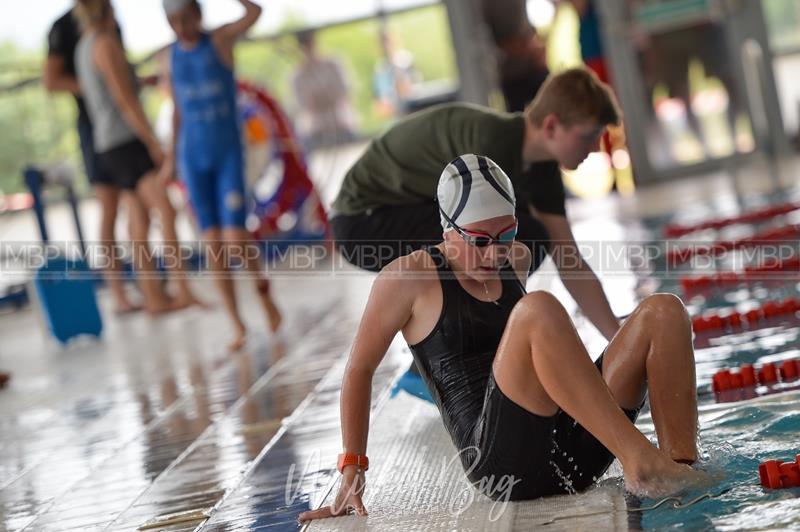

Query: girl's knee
<box><xmin>513</xmin><ymin>291</ymin><xmax>566</xmax><ymax>322</ymax></box>
<box><xmin>638</xmin><ymin>293</ymin><xmax>689</xmax><ymax>324</ymax></box>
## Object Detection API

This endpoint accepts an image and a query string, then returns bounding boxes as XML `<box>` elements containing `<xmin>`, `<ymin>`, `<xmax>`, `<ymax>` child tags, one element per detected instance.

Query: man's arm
<box><xmin>211</xmin><ymin>0</ymin><xmax>262</xmax><ymax>66</ymax></box>
<box><xmin>44</xmin><ymin>17</ymin><xmax>81</xmax><ymax>95</ymax></box>
<box><xmin>43</xmin><ymin>55</ymin><xmax>81</xmax><ymax>94</ymax></box>
<box><xmin>538</xmin><ymin>210</ymin><xmax>620</xmax><ymax>341</ymax></box>
<box><xmin>508</xmin><ymin>241</ymin><xmax>533</xmax><ymax>287</ymax></box>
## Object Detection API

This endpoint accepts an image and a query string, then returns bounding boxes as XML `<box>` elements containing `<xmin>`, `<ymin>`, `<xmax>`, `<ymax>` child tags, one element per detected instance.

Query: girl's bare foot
<box><xmin>624</xmin><ymin>449</ymin><xmax>709</xmax><ymax>498</ymax></box>
<box><xmin>140</xmin><ymin>279</ymin><xmax>176</xmax><ymax>316</ymax></box>
<box><xmin>228</xmin><ymin>321</ymin><xmax>247</xmax><ymax>352</ymax></box>
<box><xmin>257</xmin><ymin>280</ymin><xmax>282</xmax><ymax>333</ymax></box>
<box><xmin>265</xmin><ymin>300</ymin><xmax>282</xmax><ymax>333</ymax></box>
<box><xmin>114</xmin><ymin>300</ymin><xmax>143</xmax><ymax>315</ymax></box>
<box><xmin>0</xmin><ymin>372</ymin><xmax>10</xmax><ymax>389</ymax></box>
<box><xmin>171</xmin><ymin>293</ymin><xmax>210</xmax><ymax>311</ymax></box>
<box><xmin>145</xmin><ymin>297</ymin><xmax>177</xmax><ymax>316</ymax></box>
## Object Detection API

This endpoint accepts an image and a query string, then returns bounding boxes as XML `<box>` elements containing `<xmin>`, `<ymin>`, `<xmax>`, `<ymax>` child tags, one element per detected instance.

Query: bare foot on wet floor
<box><xmin>227</xmin><ymin>321</ymin><xmax>248</xmax><ymax>352</ymax></box>
<box><xmin>114</xmin><ymin>302</ymin><xmax>143</xmax><ymax>315</ymax></box>
<box><xmin>624</xmin><ymin>451</ymin><xmax>711</xmax><ymax>498</ymax></box>
<box><xmin>145</xmin><ymin>298</ymin><xmax>178</xmax><ymax>316</ymax></box>
<box><xmin>171</xmin><ymin>293</ymin><xmax>211</xmax><ymax>311</ymax></box>
<box><xmin>256</xmin><ymin>280</ymin><xmax>282</xmax><ymax>333</ymax></box>
<box><xmin>265</xmin><ymin>301</ymin><xmax>282</xmax><ymax>333</ymax></box>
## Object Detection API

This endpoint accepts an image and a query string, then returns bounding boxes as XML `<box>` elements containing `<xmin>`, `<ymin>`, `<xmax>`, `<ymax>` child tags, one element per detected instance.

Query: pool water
<box><xmin>634</xmin><ymin>392</ymin><xmax>800</xmax><ymax>530</ymax></box>
<box><xmin>630</xmin><ymin>200</ymin><xmax>800</xmax><ymax>530</ymax></box>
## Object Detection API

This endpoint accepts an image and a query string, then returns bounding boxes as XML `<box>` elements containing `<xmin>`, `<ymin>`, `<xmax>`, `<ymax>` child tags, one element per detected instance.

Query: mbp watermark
<box><xmin>3</xmin><ymin>238</ymin><xmax>799</xmax><ymax>282</ymax></box>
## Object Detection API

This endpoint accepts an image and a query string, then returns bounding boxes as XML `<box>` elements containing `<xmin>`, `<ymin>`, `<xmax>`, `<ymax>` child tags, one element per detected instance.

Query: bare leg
<box><xmin>223</xmin><ymin>227</ymin><xmax>281</xmax><ymax>333</ymax></box>
<box><xmin>128</xmin><ymin>179</ymin><xmax>173</xmax><ymax>314</ymax></box>
<box><xmin>135</xmin><ymin>174</ymin><xmax>202</xmax><ymax>309</ymax></box>
<box><xmin>203</xmin><ymin>228</ymin><xmax>247</xmax><ymax>351</ymax></box>
<box><xmin>95</xmin><ymin>184</ymin><xmax>139</xmax><ymax>313</ymax></box>
<box><xmin>601</xmin><ymin>293</ymin><xmax>698</xmax><ymax>463</ymax></box>
<box><xmin>0</xmin><ymin>371</ymin><xmax>10</xmax><ymax>389</ymax></box>
<box><xmin>492</xmin><ymin>291</ymin><xmax>704</xmax><ymax>496</ymax></box>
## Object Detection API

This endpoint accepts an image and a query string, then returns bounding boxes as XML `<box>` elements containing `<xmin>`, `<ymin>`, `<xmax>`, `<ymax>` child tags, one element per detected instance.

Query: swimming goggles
<box><xmin>439</xmin><ymin>207</ymin><xmax>518</xmax><ymax>247</ymax></box>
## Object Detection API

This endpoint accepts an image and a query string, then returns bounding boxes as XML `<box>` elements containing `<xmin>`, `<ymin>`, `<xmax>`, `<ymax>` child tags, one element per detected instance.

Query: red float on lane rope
<box><xmin>759</xmin><ymin>456</ymin><xmax>800</xmax><ymax>489</ymax></box>
<box><xmin>692</xmin><ymin>298</ymin><xmax>800</xmax><ymax>334</ymax></box>
<box><xmin>667</xmin><ymin>224</ymin><xmax>800</xmax><ymax>265</ymax></box>
<box><xmin>710</xmin><ymin>359</ymin><xmax>799</xmax><ymax>392</ymax></box>
<box><xmin>664</xmin><ymin>202</ymin><xmax>800</xmax><ymax>238</ymax></box>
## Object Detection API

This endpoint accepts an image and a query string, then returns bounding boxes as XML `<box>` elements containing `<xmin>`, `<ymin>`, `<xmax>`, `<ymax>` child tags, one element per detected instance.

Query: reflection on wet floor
<box><xmin>0</xmin><ymin>272</ymin><xmax>372</xmax><ymax>531</ymax></box>
<box><xmin>200</xmin><ymin>343</ymin><xmax>407</xmax><ymax>531</ymax></box>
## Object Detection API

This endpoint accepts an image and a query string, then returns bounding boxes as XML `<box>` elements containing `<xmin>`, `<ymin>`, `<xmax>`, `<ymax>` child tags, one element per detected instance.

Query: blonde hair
<box><xmin>74</xmin><ymin>0</ymin><xmax>112</xmax><ymax>31</ymax></box>
<box><xmin>525</xmin><ymin>68</ymin><xmax>621</xmax><ymax>128</ymax></box>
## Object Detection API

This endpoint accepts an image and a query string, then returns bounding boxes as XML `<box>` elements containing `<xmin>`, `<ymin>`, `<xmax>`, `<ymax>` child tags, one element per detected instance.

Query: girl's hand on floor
<box><xmin>298</xmin><ymin>466</ymin><xmax>368</xmax><ymax>523</ymax></box>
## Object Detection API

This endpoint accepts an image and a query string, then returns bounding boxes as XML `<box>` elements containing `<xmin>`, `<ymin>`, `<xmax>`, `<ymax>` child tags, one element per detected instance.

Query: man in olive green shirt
<box><xmin>331</xmin><ymin>68</ymin><xmax>625</xmax><ymax>342</ymax></box>
<box><xmin>332</xmin><ymin>102</ymin><xmax>563</xmax><ymax>271</ymax></box>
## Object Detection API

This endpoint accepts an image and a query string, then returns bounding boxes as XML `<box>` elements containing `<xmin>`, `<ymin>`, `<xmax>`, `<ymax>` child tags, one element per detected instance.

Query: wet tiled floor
<box><xmin>0</xmin><ymin>270</ymin><xmax>375</xmax><ymax>531</ymax></box>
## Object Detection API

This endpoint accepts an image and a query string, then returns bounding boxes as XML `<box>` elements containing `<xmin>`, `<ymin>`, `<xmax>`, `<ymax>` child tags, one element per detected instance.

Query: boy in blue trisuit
<box><xmin>162</xmin><ymin>0</ymin><xmax>281</xmax><ymax>351</ymax></box>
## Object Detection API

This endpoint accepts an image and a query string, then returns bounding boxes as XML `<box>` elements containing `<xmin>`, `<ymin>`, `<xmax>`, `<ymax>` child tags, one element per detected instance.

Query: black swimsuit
<box><xmin>409</xmin><ymin>246</ymin><xmax>641</xmax><ymax>500</ymax></box>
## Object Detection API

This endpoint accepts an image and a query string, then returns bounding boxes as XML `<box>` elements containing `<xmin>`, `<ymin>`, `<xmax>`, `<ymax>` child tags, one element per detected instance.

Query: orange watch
<box><xmin>337</xmin><ymin>453</ymin><xmax>369</xmax><ymax>473</ymax></box>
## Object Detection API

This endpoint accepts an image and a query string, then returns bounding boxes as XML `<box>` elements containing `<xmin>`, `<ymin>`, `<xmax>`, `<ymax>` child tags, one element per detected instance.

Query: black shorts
<box><xmin>97</xmin><ymin>139</ymin><xmax>155</xmax><ymax>190</ymax></box>
<box><xmin>465</xmin><ymin>354</ymin><xmax>643</xmax><ymax>501</ymax></box>
<box><xmin>77</xmin><ymin>115</ymin><xmax>115</xmax><ymax>187</ymax></box>
<box><xmin>331</xmin><ymin>202</ymin><xmax>551</xmax><ymax>274</ymax></box>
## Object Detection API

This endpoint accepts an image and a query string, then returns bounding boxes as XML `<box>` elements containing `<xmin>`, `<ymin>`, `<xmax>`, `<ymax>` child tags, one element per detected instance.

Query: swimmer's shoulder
<box><xmin>376</xmin><ymin>249</ymin><xmax>440</xmax><ymax>296</ymax></box>
<box><xmin>380</xmin><ymin>248</ymin><xmax>439</xmax><ymax>279</ymax></box>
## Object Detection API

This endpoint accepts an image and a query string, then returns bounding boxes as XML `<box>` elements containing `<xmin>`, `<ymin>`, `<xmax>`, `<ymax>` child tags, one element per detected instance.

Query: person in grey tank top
<box><xmin>45</xmin><ymin>9</ymin><xmax>140</xmax><ymax>313</ymax></box>
<box><xmin>74</xmin><ymin>0</ymin><xmax>203</xmax><ymax>314</ymax></box>
<box><xmin>75</xmin><ymin>32</ymin><xmax>137</xmax><ymax>153</ymax></box>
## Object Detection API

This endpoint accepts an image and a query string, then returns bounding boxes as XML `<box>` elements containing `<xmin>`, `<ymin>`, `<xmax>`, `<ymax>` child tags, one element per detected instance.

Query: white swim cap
<box><xmin>437</xmin><ymin>154</ymin><xmax>516</xmax><ymax>230</ymax></box>
<box><xmin>163</xmin><ymin>0</ymin><xmax>194</xmax><ymax>15</ymax></box>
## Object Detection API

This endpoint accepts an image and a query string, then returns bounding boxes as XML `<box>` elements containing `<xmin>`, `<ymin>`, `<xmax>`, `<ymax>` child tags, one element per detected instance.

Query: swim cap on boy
<box><xmin>163</xmin><ymin>0</ymin><xmax>194</xmax><ymax>15</ymax></box>
<box><xmin>437</xmin><ymin>154</ymin><xmax>516</xmax><ymax>230</ymax></box>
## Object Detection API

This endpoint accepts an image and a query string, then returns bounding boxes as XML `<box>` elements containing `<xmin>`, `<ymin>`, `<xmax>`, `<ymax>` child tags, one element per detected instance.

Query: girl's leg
<box><xmin>599</xmin><ymin>293</ymin><xmax>698</xmax><ymax>463</ymax></box>
<box><xmin>491</xmin><ymin>291</ymin><xmax>702</xmax><ymax>495</ymax></box>
<box><xmin>203</xmin><ymin>228</ymin><xmax>247</xmax><ymax>351</ymax></box>
<box><xmin>222</xmin><ymin>227</ymin><xmax>282</xmax><ymax>334</ymax></box>
<box><xmin>135</xmin><ymin>174</ymin><xmax>202</xmax><ymax>308</ymax></box>
<box><xmin>129</xmin><ymin>175</ymin><xmax>172</xmax><ymax>314</ymax></box>
<box><xmin>95</xmin><ymin>184</ymin><xmax>139</xmax><ymax>312</ymax></box>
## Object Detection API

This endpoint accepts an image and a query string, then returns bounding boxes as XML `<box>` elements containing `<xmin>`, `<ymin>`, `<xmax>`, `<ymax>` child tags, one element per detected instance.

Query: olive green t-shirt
<box><xmin>332</xmin><ymin>103</ymin><xmax>566</xmax><ymax>217</ymax></box>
